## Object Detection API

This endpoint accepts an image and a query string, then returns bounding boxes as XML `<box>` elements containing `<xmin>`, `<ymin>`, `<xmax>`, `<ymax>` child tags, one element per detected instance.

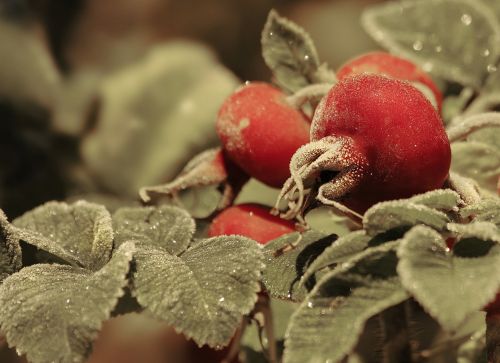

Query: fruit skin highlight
<box><xmin>337</xmin><ymin>52</ymin><xmax>443</xmax><ymax>112</ymax></box>
<box><xmin>276</xmin><ymin>74</ymin><xmax>451</xmax><ymax>217</ymax></box>
<box><xmin>216</xmin><ymin>82</ymin><xmax>310</xmax><ymax>188</ymax></box>
<box><xmin>208</xmin><ymin>203</ymin><xmax>296</xmax><ymax>245</ymax></box>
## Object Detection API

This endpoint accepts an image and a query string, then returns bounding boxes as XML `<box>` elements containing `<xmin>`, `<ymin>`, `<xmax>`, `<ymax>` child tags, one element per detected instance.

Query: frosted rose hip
<box><xmin>216</xmin><ymin>82</ymin><xmax>310</xmax><ymax>188</ymax></box>
<box><xmin>276</xmin><ymin>74</ymin><xmax>451</xmax><ymax>217</ymax></box>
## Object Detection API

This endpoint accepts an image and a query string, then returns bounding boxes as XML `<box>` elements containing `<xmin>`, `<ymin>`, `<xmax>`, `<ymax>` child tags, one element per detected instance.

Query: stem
<box><xmin>286</xmin><ymin>83</ymin><xmax>333</xmax><ymax>109</ymax></box>
<box><xmin>221</xmin><ymin>319</ymin><xmax>247</xmax><ymax>363</ymax></box>
<box><xmin>486</xmin><ymin>312</ymin><xmax>500</xmax><ymax>363</ymax></box>
<box><xmin>260</xmin><ymin>293</ymin><xmax>278</xmax><ymax>363</ymax></box>
<box><xmin>447</xmin><ymin>112</ymin><xmax>500</xmax><ymax>142</ymax></box>
<box><xmin>403</xmin><ymin>300</ymin><xmax>420</xmax><ymax>363</ymax></box>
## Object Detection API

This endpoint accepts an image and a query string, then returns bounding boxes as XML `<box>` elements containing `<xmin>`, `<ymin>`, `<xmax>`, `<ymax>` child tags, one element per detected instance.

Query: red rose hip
<box><xmin>337</xmin><ymin>52</ymin><xmax>443</xmax><ymax>112</ymax></box>
<box><xmin>216</xmin><ymin>82</ymin><xmax>310</xmax><ymax>188</ymax></box>
<box><xmin>208</xmin><ymin>203</ymin><xmax>296</xmax><ymax>245</ymax></box>
<box><xmin>276</xmin><ymin>74</ymin><xmax>451</xmax><ymax>217</ymax></box>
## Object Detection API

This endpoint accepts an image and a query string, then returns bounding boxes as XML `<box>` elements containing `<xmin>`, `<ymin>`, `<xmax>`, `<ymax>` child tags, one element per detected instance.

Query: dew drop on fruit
<box><xmin>460</xmin><ymin>13</ymin><xmax>472</xmax><ymax>26</ymax></box>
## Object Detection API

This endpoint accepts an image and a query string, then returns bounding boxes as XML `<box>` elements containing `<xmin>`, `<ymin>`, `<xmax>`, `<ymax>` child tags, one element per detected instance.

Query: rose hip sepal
<box><xmin>139</xmin><ymin>147</ymin><xmax>248</xmax><ymax>211</ymax></box>
<box><xmin>337</xmin><ymin>52</ymin><xmax>443</xmax><ymax>112</ymax></box>
<box><xmin>208</xmin><ymin>203</ymin><xmax>296</xmax><ymax>245</ymax></box>
<box><xmin>275</xmin><ymin>74</ymin><xmax>451</xmax><ymax>219</ymax></box>
<box><xmin>216</xmin><ymin>82</ymin><xmax>310</xmax><ymax>188</ymax></box>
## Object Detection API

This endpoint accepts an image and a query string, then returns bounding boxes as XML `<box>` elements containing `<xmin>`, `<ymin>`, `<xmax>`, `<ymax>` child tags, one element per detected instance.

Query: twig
<box><xmin>221</xmin><ymin>318</ymin><xmax>247</xmax><ymax>363</ymax></box>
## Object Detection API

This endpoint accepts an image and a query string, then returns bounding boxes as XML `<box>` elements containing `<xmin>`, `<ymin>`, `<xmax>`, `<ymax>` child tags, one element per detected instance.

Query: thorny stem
<box><xmin>286</xmin><ymin>83</ymin><xmax>334</xmax><ymax>109</ymax></box>
<box><xmin>221</xmin><ymin>318</ymin><xmax>247</xmax><ymax>363</ymax></box>
<box><xmin>447</xmin><ymin>112</ymin><xmax>500</xmax><ymax>142</ymax></box>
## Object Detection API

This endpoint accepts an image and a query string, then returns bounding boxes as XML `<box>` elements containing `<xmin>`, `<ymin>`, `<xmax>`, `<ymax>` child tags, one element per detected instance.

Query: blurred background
<box><xmin>0</xmin><ymin>0</ymin><xmax>384</xmax><ymax>362</ymax></box>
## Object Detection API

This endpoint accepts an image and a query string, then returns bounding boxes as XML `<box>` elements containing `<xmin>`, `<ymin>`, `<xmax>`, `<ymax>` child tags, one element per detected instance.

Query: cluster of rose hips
<box><xmin>209</xmin><ymin>51</ymin><xmax>450</xmax><ymax>243</ymax></box>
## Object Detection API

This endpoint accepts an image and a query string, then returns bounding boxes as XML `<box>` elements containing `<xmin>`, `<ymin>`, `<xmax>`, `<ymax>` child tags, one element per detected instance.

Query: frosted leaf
<box><xmin>132</xmin><ymin>236</ymin><xmax>264</xmax><ymax>347</ymax></box>
<box><xmin>460</xmin><ymin>198</ymin><xmax>500</xmax><ymax>226</ymax></box>
<box><xmin>479</xmin><ymin>0</ymin><xmax>500</xmax><ymax>23</ymax></box>
<box><xmin>300</xmin><ymin>231</ymin><xmax>371</xmax><ymax>285</ymax></box>
<box><xmin>363</xmin><ymin>201</ymin><xmax>450</xmax><ymax>236</ymax></box>
<box><xmin>284</xmin><ymin>247</ymin><xmax>407</xmax><ymax>363</ymax></box>
<box><xmin>13</xmin><ymin>201</ymin><xmax>114</xmax><ymax>271</ymax></box>
<box><xmin>262</xmin><ymin>231</ymin><xmax>336</xmax><ymax>301</ymax></box>
<box><xmin>397</xmin><ymin>226</ymin><xmax>500</xmax><ymax>331</ymax></box>
<box><xmin>0</xmin><ymin>242</ymin><xmax>135</xmax><ymax>363</ymax></box>
<box><xmin>451</xmin><ymin>141</ymin><xmax>500</xmax><ymax>192</ymax></box>
<box><xmin>407</xmin><ymin>189</ymin><xmax>463</xmax><ymax>211</ymax></box>
<box><xmin>80</xmin><ymin>42</ymin><xmax>238</xmax><ymax>196</ymax></box>
<box><xmin>0</xmin><ymin>210</ymin><xmax>21</xmax><ymax>282</ymax></box>
<box><xmin>113</xmin><ymin>205</ymin><xmax>195</xmax><ymax>256</ymax></box>
<box><xmin>447</xmin><ymin>221</ymin><xmax>500</xmax><ymax>243</ymax></box>
<box><xmin>448</xmin><ymin>172</ymin><xmax>482</xmax><ymax>205</ymax></box>
<box><xmin>362</xmin><ymin>0</ymin><xmax>500</xmax><ymax>88</ymax></box>
<box><xmin>261</xmin><ymin>10</ymin><xmax>335</xmax><ymax>93</ymax></box>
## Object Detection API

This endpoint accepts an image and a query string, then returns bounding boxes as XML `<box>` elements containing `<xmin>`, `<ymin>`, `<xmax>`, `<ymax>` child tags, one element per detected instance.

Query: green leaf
<box><xmin>13</xmin><ymin>201</ymin><xmax>114</xmax><ymax>270</ymax></box>
<box><xmin>479</xmin><ymin>0</ymin><xmax>500</xmax><ymax>23</ymax></box>
<box><xmin>448</xmin><ymin>221</ymin><xmax>500</xmax><ymax>244</ymax></box>
<box><xmin>112</xmin><ymin>205</ymin><xmax>195</xmax><ymax>255</ymax></box>
<box><xmin>460</xmin><ymin>198</ymin><xmax>500</xmax><ymax>226</ymax></box>
<box><xmin>451</xmin><ymin>141</ymin><xmax>500</xmax><ymax>192</ymax></box>
<box><xmin>0</xmin><ymin>242</ymin><xmax>135</xmax><ymax>363</ymax></box>
<box><xmin>300</xmin><ymin>231</ymin><xmax>371</xmax><ymax>284</ymax></box>
<box><xmin>0</xmin><ymin>210</ymin><xmax>21</xmax><ymax>282</ymax></box>
<box><xmin>397</xmin><ymin>225</ymin><xmax>500</xmax><ymax>331</ymax></box>
<box><xmin>407</xmin><ymin>189</ymin><xmax>463</xmax><ymax>211</ymax></box>
<box><xmin>80</xmin><ymin>42</ymin><xmax>238</xmax><ymax>196</ymax></box>
<box><xmin>362</xmin><ymin>0</ymin><xmax>500</xmax><ymax>88</ymax></box>
<box><xmin>132</xmin><ymin>236</ymin><xmax>264</xmax><ymax>347</ymax></box>
<box><xmin>284</xmin><ymin>246</ymin><xmax>407</xmax><ymax>363</ymax></box>
<box><xmin>363</xmin><ymin>200</ymin><xmax>450</xmax><ymax>236</ymax></box>
<box><xmin>262</xmin><ymin>231</ymin><xmax>337</xmax><ymax>301</ymax></box>
<box><xmin>261</xmin><ymin>10</ymin><xmax>334</xmax><ymax>93</ymax></box>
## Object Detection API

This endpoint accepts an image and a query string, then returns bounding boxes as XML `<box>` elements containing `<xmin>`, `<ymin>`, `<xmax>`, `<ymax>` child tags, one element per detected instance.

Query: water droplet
<box><xmin>66</xmin><ymin>299</ymin><xmax>71</xmax><ymax>304</ymax></box>
<box><xmin>307</xmin><ymin>301</ymin><xmax>313</xmax><ymax>308</ymax></box>
<box><xmin>413</xmin><ymin>40</ymin><xmax>423</xmax><ymax>51</ymax></box>
<box><xmin>219</xmin><ymin>297</ymin><xmax>225</xmax><ymax>302</ymax></box>
<box><xmin>435</xmin><ymin>45</ymin><xmax>442</xmax><ymax>53</ymax></box>
<box><xmin>488</xmin><ymin>64</ymin><xmax>498</xmax><ymax>73</ymax></box>
<box><xmin>422</xmin><ymin>62</ymin><xmax>434</xmax><ymax>72</ymax></box>
<box><xmin>482</xmin><ymin>49</ymin><xmax>491</xmax><ymax>57</ymax></box>
<box><xmin>461</xmin><ymin>14</ymin><xmax>472</xmax><ymax>26</ymax></box>
<box><xmin>304</xmin><ymin>54</ymin><xmax>310</xmax><ymax>61</ymax></box>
